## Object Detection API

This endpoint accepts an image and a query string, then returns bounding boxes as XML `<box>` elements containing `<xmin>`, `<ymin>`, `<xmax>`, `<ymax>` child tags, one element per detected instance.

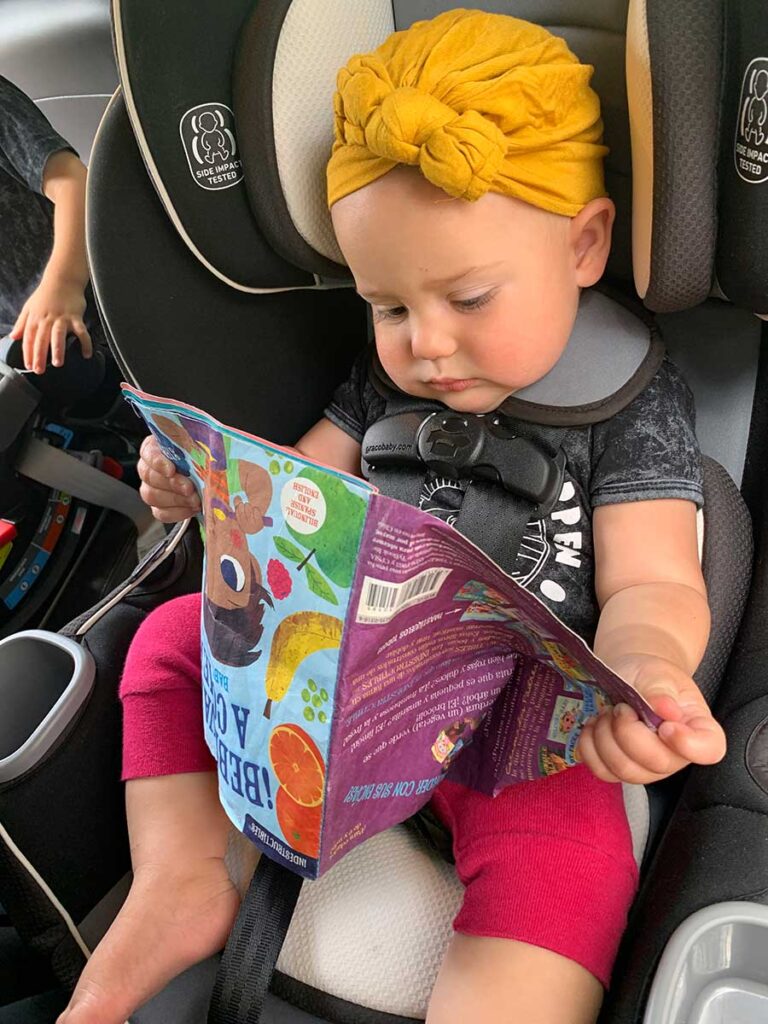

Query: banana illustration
<box><xmin>263</xmin><ymin>611</ymin><xmax>343</xmax><ymax>718</ymax></box>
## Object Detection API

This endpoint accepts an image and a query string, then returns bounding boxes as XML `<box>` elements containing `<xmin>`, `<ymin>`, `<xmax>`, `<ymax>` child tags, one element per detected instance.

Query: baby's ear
<box><xmin>571</xmin><ymin>198</ymin><xmax>615</xmax><ymax>287</ymax></box>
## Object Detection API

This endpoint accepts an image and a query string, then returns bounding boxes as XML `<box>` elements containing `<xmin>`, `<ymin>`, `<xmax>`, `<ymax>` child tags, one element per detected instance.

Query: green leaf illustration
<box><xmin>274</xmin><ymin>536</ymin><xmax>304</xmax><ymax>563</ymax></box>
<box><xmin>286</xmin><ymin>468</ymin><xmax>366</xmax><ymax>587</ymax></box>
<box><xmin>305</xmin><ymin>564</ymin><xmax>339</xmax><ymax>606</ymax></box>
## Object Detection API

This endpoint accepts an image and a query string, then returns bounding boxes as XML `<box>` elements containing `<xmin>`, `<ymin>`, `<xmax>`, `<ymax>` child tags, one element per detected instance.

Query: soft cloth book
<box><xmin>126</xmin><ymin>386</ymin><xmax>659</xmax><ymax>880</ymax></box>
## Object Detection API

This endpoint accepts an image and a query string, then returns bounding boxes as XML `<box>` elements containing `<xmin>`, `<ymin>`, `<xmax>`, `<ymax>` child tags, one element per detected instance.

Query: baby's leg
<box><xmin>429</xmin><ymin>936</ymin><xmax>601</xmax><ymax>1024</ymax></box>
<box><xmin>58</xmin><ymin>772</ymin><xmax>242</xmax><ymax>1024</ymax></box>
<box><xmin>427</xmin><ymin>767</ymin><xmax>638</xmax><ymax>1024</ymax></box>
<box><xmin>58</xmin><ymin>593</ymin><xmax>244</xmax><ymax>1024</ymax></box>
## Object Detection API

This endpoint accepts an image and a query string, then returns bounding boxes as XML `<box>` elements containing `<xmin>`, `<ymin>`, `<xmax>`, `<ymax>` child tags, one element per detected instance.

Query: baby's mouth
<box><xmin>427</xmin><ymin>377</ymin><xmax>480</xmax><ymax>392</ymax></box>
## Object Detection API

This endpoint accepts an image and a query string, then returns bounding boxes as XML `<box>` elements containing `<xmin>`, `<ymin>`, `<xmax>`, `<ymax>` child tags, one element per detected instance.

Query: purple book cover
<box><xmin>125</xmin><ymin>387</ymin><xmax>660</xmax><ymax>880</ymax></box>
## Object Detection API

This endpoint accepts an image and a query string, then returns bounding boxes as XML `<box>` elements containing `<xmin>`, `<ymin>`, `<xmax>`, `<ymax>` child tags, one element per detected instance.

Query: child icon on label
<box><xmin>743</xmin><ymin>67</ymin><xmax>768</xmax><ymax>146</ymax></box>
<box><xmin>197</xmin><ymin>110</ymin><xmax>231</xmax><ymax>163</ymax></box>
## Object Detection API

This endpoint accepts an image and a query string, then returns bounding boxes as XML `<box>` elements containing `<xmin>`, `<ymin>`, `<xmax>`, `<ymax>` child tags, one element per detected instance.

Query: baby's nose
<box><xmin>410</xmin><ymin>321</ymin><xmax>457</xmax><ymax>361</ymax></box>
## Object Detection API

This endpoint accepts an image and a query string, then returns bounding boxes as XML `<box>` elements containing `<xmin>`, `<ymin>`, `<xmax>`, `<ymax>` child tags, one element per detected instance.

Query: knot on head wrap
<box><xmin>327</xmin><ymin>9</ymin><xmax>609</xmax><ymax>216</ymax></box>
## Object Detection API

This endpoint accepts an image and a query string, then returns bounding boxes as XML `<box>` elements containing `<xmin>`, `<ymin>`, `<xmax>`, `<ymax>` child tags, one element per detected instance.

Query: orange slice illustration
<box><xmin>269</xmin><ymin>723</ymin><xmax>325</xmax><ymax>808</ymax></box>
<box><xmin>276</xmin><ymin>786</ymin><xmax>322</xmax><ymax>858</ymax></box>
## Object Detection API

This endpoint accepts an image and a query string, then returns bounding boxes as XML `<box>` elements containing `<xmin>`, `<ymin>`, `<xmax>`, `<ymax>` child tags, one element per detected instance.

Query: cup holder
<box><xmin>0</xmin><ymin>630</ymin><xmax>95</xmax><ymax>783</ymax></box>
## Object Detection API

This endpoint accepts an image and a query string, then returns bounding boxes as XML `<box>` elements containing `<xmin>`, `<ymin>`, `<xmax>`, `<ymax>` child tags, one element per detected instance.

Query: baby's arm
<box><xmin>11</xmin><ymin>150</ymin><xmax>93</xmax><ymax>373</ymax></box>
<box><xmin>293</xmin><ymin>416</ymin><xmax>362</xmax><ymax>475</ymax></box>
<box><xmin>138</xmin><ymin>417</ymin><xmax>362</xmax><ymax>522</ymax></box>
<box><xmin>577</xmin><ymin>498</ymin><xmax>726</xmax><ymax>784</ymax></box>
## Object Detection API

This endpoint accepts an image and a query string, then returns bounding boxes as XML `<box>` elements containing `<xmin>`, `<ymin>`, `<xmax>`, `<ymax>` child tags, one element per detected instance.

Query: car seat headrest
<box><xmin>234</xmin><ymin>0</ymin><xmax>638</xmax><ymax>284</ymax></box>
<box><xmin>233</xmin><ymin>0</ymin><xmax>394</xmax><ymax>280</ymax></box>
<box><xmin>233</xmin><ymin>0</ymin><xmax>726</xmax><ymax>312</ymax></box>
<box><xmin>113</xmin><ymin>0</ymin><xmax>736</xmax><ymax>313</ymax></box>
<box><xmin>715</xmin><ymin>1</ymin><xmax>768</xmax><ymax>316</ymax></box>
<box><xmin>112</xmin><ymin>0</ymin><xmax>316</xmax><ymax>294</ymax></box>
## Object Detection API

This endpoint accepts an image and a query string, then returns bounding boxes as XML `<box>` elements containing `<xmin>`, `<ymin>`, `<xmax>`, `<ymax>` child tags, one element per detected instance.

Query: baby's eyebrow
<box><xmin>425</xmin><ymin>262</ymin><xmax>505</xmax><ymax>288</ymax></box>
<box><xmin>357</xmin><ymin>289</ymin><xmax>401</xmax><ymax>303</ymax></box>
<box><xmin>359</xmin><ymin>262</ymin><xmax>505</xmax><ymax>301</ymax></box>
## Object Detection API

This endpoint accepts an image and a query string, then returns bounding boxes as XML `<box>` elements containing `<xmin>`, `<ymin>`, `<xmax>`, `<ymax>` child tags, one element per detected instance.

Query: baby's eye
<box><xmin>372</xmin><ymin>305</ymin><xmax>408</xmax><ymax>323</ymax></box>
<box><xmin>453</xmin><ymin>290</ymin><xmax>495</xmax><ymax>313</ymax></box>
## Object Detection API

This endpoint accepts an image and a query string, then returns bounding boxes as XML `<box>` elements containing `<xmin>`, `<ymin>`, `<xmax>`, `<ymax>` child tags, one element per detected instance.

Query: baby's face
<box><xmin>332</xmin><ymin>167</ymin><xmax>608</xmax><ymax>414</ymax></box>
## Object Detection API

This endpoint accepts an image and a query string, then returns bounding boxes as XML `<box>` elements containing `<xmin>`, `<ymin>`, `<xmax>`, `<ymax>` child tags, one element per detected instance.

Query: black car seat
<box><xmin>1</xmin><ymin>1</ymin><xmax>767</xmax><ymax>1022</ymax></box>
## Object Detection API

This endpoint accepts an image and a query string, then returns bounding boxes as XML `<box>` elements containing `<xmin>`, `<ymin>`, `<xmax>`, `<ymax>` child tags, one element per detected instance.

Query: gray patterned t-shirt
<box><xmin>0</xmin><ymin>75</ymin><xmax>102</xmax><ymax>341</ymax></box>
<box><xmin>324</xmin><ymin>347</ymin><xmax>704</xmax><ymax>643</ymax></box>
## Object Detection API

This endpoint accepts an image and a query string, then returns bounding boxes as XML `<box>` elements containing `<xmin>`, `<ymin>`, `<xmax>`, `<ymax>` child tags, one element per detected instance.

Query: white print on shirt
<box><xmin>419</xmin><ymin>477</ymin><xmax>585</xmax><ymax>604</ymax></box>
<box><xmin>537</xmin><ymin>481</ymin><xmax>583</xmax><ymax>604</ymax></box>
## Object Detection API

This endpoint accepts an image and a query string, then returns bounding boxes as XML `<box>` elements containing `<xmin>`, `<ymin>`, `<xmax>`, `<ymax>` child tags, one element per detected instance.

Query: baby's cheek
<box><xmin>376</xmin><ymin>337</ymin><xmax>411</xmax><ymax>383</ymax></box>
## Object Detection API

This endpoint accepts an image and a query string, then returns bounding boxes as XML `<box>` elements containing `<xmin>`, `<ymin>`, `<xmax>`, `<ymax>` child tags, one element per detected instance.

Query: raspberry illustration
<box><xmin>267</xmin><ymin>558</ymin><xmax>292</xmax><ymax>600</ymax></box>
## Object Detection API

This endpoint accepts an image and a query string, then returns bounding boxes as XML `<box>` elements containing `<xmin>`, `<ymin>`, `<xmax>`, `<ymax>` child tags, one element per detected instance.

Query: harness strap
<box><xmin>365</xmin><ymin>405</ymin><xmax>568</xmax><ymax>576</ymax></box>
<box><xmin>207</xmin><ymin>856</ymin><xmax>303</xmax><ymax>1023</ymax></box>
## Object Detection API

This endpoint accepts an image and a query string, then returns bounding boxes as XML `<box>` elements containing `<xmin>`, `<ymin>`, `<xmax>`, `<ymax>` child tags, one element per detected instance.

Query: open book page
<box><xmin>125</xmin><ymin>387</ymin><xmax>659</xmax><ymax>879</ymax></box>
<box><xmin>322</xmin><ymin>496</ymin><xmax>660</xmax><ymax>872</ymax></box>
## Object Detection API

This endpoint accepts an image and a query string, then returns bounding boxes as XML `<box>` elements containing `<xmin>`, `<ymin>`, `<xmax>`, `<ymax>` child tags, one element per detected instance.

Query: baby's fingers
<box><xmin>145</xmin><ymin>501</ymin><xmax>198</xmax><ymax>524</ymax></box>
<box><xmin>575</xmin><ymin>718</ymin><xmax>621</xmax><ymax>783</ymax></box>
<box><xmin>139</xmin><ymin>436</ymin><xmax>178</xmax><ymax>478</ymax></box>
<box><xmin>139</xmin><ymin>479</ymin><xmax>199</xmax><ymax>522</ymax></box>
<box><xmin>10</xmin><ymin>308</ymin><xmax>27</xmax><ymax>342</ymax></box>
<box><xmin>139</xmin><ymin>465</ymin><xmax>197</xmax><ymax>501</ymax></box>
<box><xmin>72</xmin><ymin>319</ymin><xmax>92</xmax><ymax>359</ymax></box>
<box><xmin>657</xmin><ymin>715</ymin><xmax>726</xmax><ymax>766</ymax></box>
<box><xmin>582</xmin><ymin>707</ymin><xmax>681</xmax><ymax>783</ymax></box>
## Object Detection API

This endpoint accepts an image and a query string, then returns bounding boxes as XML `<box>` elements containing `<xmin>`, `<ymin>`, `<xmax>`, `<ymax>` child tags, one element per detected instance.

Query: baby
<box><xmin>58</xmin><ymin>11</ymin><xmax>725</xmax><ymax>1024</ymax></box>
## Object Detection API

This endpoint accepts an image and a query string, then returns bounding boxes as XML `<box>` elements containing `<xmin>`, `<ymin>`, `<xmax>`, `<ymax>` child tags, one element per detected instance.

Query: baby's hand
<box><xmin>576</xmin><ymin>654</ymin><xmax>726</xmax><ymax>785</ymax></box>
<box><xmin>138</xmin><ymin>435</ymin><xmax>201</xmax><ymax>522</ymax></box>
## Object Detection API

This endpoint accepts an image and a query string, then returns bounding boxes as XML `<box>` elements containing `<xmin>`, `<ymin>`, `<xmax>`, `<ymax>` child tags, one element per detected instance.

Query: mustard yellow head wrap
<box><xmin>327</xmin><ymin>9</ymin><xmax>608</xmax><ymax>216</ymax></box>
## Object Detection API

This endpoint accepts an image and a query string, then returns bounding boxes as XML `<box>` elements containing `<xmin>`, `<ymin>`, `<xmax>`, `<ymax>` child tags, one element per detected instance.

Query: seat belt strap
<box><xmin>453</xmin><ymin>424</ymin><xmax>567</xmax><ymax>575</ymax></box>
<box><xmin>15</xmin><ymin>436</ymin><xmax>155</xmax><ymax>536</ymax></box>
<box><xmin>366</xmin><ymin>411</ymin><xmax>568</xmax><ymax>576</ymax></box>
<box><xmin>207</xmin><ymin>857</ymin><xmax>303</xmax><ymax>1024</ymax></box>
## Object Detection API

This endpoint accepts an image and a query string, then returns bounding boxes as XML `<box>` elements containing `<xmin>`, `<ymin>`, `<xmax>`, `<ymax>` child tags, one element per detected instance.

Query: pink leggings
<box><xmin>120</xmin><ymin>593</ymin><xmax>638</xmax><ymax>987</ymax></box>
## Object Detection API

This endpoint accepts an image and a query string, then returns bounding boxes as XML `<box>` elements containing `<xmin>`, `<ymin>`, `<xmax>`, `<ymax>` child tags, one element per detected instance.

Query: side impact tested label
<box><xmin>179</xmin><ymin>102</ymin><xmax>243</xmax><ymax>191</ymax></box>
<box><xmin>735</xmin><ymin>58</ymin><xmax>768</xmax><ymax>183</ymax></box>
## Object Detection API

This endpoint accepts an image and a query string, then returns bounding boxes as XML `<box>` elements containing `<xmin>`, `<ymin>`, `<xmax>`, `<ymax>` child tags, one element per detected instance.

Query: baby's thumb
<box><xmin>642</xmin><ymin>684</ymin><xmax>684</xmax><ymax>723</ymax></box>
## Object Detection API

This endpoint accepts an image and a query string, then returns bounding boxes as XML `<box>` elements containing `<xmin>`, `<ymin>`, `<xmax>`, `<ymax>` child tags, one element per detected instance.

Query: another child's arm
<box><xmin>577</xmin><ymin>497</ymin><xmax>726</xmax><ymax>784</ymax></box>
<box><xmin>10</xmin><ymin>149</ymin><xmax>92</xmax><ymax>373</ymax></box>
<box><xmin>137</xmin><ymin>418</ymin><xmax>362</xmax><ymax>522</ymax></box>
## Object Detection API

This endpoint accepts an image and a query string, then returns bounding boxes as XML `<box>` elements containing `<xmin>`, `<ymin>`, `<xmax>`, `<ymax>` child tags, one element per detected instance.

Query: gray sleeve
<box><xmin>0</xmin><ymin>76</ymin><xmax>78</xmax><ymax>195</ymax></box>
<box><xmin>590</xmin><ymin>358</ymin><xmax>704</xmax><ymax>509</ymax></box>
<box><xmin>323</xmin><ymin>349</ymin><xmax>374</xmax><ymax>443</ymax></box>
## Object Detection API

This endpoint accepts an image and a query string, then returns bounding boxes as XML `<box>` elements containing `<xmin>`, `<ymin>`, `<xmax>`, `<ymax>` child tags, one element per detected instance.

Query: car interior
<box><xmin>2</xmin><ymin>1</ymin><xmax>768</xmax><ymax>1022</ymax></box>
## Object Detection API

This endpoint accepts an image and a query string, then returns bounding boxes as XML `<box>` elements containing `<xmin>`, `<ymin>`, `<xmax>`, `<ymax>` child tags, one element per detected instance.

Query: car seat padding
<box><xmin>87</xmin><ymin>93</ymin><xmax>368</xmax><ymax>443</ymax></box>
<box><xmin>112</xmin><ymin>0</ymin><xmax>313</xmax><ymax>293</ymax></box>
<box><xmin>627</xmin><ymin>0</ymin><xmax>723</xmax><ymax>313</ymax></box>
<box><xmin>716</xmin><ymin>0</ymin><xmax>768</xmax><ymax>314</ymax></box>
<box><xmin>234</xmin><ymin>0</ymin><xmax>395</xmax><ymax>278</ymax></box>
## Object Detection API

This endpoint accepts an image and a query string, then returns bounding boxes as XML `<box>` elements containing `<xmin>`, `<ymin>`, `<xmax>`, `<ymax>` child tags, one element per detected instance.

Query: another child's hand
<box><xmin>576</xmin><ymin>654</ymin><xmax>726</xmax><ymax>785</ymax></box>
<box><xmin>10</xmin><ymin>274</ymin><xmax>92</xmax><ymax>374</ymax></box>
<box><xmin>138</xmin><ymin>435</ymin><xmax>201</xmax><ymax>522</ymax></box>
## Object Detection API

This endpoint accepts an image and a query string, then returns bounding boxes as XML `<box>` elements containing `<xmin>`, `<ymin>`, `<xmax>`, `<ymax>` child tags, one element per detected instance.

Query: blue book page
<box><xmin>124</xmin><ymin>386</ymin><xmax>374</xmax><ymax>877</ymax></box>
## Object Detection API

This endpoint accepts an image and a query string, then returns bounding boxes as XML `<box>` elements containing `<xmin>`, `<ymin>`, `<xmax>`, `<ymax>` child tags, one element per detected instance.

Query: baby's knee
<box><xmin>121</xmin><ymin>593</ymin><xmax>203</xmax><ymax>697</ymax></box>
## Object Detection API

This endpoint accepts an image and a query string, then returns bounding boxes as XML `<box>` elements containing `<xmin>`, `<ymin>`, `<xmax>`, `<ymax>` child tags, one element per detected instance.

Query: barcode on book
<box><xmin>356</xmin><ymin>568</ymin><xmax>452</xmax><ymax>624</ymax></box>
